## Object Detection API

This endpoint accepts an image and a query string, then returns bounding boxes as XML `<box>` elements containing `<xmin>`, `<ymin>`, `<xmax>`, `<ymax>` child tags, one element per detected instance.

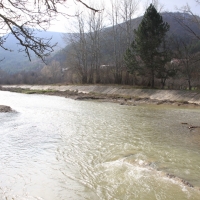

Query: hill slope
<box><xmin>1</xmin><ymin>12</ymin><xmax>200</xmax><ymax>74</ymax></box>
<box><xmin>0</xmin><ymin>30</ymin><xmax>67</xmax><ymax>73</ymax></box>
<box><xmin>50</xmin><ymin>12</ymin><xmax>200</xmax><ymax>66</ymax></box>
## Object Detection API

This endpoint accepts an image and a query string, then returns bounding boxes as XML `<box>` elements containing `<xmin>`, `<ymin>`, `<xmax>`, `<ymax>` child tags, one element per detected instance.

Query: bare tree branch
<box><xmin>76</xmin><ymin>0</ymin><xmax>100</xmax><ymax>12</ymax></box>
<box><xmin>0</xmin><ymin>0</ymin><xmax>99</xmax><ymax>62</ymax></box>
<box><xmin>174</xmin><ymin>14</ymin><xmax>200</xmax><ymax>40</ymax></box>
<box><xmin>175</xmin><ymin>3</ymin><xmax>200</xmax><ymax>41</ymax></box>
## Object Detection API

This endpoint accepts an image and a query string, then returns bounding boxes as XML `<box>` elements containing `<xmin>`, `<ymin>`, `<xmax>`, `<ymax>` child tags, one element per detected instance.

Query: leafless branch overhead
<box><xmin>0</xmin><ymin>0</ymin><xmax>99</xmax><ymax>62</ymax></box>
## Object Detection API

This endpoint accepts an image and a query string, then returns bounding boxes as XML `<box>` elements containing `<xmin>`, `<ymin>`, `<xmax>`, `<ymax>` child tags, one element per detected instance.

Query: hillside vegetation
<box><xmin>0</xmin><ymin>10</ymin><xmax>200</xmax><ymax>90</ymax></box>
<box><xmin>0</xmin><ymin>30</ymin><xmax>66</xmax><ymax>74</ymax></box>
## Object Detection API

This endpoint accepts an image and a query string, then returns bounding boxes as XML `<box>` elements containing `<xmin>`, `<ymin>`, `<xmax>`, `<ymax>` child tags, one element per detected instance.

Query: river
<box><xmin>0</xmin><ymin>91</ymin><xmax>200</xmax><ymax>200</ymax></box>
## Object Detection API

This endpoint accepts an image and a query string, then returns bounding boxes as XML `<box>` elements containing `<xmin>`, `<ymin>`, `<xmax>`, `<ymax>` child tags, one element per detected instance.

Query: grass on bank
<box><xmin>5</xmin><ymin>88</ymin><xmax>58</xmax><ymax>94</ymax></box>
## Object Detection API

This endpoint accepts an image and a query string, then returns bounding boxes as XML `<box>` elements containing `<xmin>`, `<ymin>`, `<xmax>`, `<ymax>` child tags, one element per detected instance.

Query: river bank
<box><xmin>1</xmin><ymin>84</ymin><xmax>200</xmax><ymax>108</ymax></box>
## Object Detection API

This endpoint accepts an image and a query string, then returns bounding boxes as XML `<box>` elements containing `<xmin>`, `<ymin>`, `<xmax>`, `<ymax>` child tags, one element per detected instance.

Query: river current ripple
<box><xmin>0</xmin><ymin>91</ymin><xmax>200</xmax><ymax>200</ymax></box>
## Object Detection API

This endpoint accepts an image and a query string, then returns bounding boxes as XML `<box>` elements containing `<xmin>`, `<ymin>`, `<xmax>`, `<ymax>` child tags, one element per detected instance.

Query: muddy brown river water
<box><xmin>0</xmin><ymin>91</ymin><xmax>200</xmax><ymax>200</ymax></box>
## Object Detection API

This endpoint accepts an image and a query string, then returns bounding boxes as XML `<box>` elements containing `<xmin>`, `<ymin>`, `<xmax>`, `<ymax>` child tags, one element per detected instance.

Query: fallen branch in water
<box><xmin>181</xmin><ymin>123</ymin><xmax>200</xmax><ymax>129</ymax></box>
<box><xmin>188</xmin><ymin>126</ymin><xmax>200</xmax><ymax>129</ymax></box>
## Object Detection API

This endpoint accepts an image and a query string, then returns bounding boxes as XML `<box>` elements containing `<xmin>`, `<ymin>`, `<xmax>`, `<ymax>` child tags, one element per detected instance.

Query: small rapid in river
<box><xmin>0</xmin><ymin>91</ymin><xmax>200</xmax><ymax>200</ymax></box>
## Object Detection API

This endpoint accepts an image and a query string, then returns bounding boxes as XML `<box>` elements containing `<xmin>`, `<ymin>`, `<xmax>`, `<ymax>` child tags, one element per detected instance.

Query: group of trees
<box><xmin>0</xmin><ymin>0</ymin><xmax>97</xmax><ymax>61</ymax></box>
<box><xmin>0</xmin><ymin>0</ymin><xmax>200</xmax><ymax>90</ymax></box>
<box><xmin>64</xmin><ymin>0</ymin><xmax>140</xmax><ymax>85</ymax></box>
<box><xmin>61</xmin><ymin>0</ymin><xmax>200</xmax><ymax>90</ymax></box>
<box><xmin>0</xmin><ymin>61</ymin><xmax>65</xmax><ymax>85</ymax></box>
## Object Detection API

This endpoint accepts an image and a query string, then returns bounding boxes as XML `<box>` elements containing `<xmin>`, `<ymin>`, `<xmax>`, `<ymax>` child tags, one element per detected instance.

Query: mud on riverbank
<box><xmin>1</xmin><ymin>86</ymin><xmax>200</xmax><ymax>108</ymax></box>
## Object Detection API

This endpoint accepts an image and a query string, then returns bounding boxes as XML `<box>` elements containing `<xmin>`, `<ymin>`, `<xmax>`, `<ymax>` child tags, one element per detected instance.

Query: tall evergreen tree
<box><xmin>125</xmin><ymin>4</ymin><xmax>170</xmax><ymax>88</ymax></box>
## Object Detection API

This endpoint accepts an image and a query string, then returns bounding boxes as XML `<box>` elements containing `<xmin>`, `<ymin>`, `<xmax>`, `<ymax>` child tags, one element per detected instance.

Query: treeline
<box><xmin>1</xmin><ymin>0</ymin><xmax>200</xmax><ymax>90</ymax></box>
<box><xmin>0</xmin><ymin>61</ymin><xmax>64</xmax><ymax>85</ymax></box>
<box><xmin>61</xmin><ymin>1</ymin><xmax>200</xmax><ymax>90</ymax></box>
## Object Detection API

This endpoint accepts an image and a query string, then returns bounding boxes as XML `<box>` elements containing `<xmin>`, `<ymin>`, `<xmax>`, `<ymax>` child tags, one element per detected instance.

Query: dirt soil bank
<box><xmin>1</xmin><ymin>84</ymin><xmax>200</xmax><ymax>107</ymax></box>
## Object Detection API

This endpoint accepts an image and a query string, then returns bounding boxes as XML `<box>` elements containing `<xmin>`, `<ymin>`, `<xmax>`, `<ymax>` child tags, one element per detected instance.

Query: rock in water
<box><xmin>0</xmin><ymin>105</ymin><xmax>13</xmax><ymax>112</ymax></box>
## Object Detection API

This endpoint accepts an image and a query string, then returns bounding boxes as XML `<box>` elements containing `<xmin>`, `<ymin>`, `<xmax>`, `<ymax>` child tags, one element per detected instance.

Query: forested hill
<box><xmin>51</xmin><ymin>12</ymin><xmax>200</xmax><ymax>65</ymax></box>
<box><xmin>1</xmin><ymin>12</ymin><xmax>200</xmax><ymax>75</ymax></box>
<box><xmin>128</xmin><ymin>12</ymin><xmax>200</xmax><ymax>38</ymax></box>
<box><xmin>0</xmin><ymin>30</ymin><xmax>67</xmax><ymax>73</ymax></box>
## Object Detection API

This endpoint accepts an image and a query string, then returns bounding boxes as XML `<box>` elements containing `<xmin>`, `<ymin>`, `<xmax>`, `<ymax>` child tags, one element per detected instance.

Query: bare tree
<box><xmin>87</xmin><ymin>3</ymin><xmax>105</xmax><ymax>83</ymax></box>
<box><xmin>65</xmin><ymin>11</ymin><xmax>89</xmax><ymax>84</ymax></box>
<box><xmin>104</xmin><ymin>0</ymin><xmax>142</xmax><ymax>84</ymax></box>
<box><xmin>76</xmin><ymin>12</ymin><xmax>89</xmax><ymax>83</ymax></box>
<box><xmin>175</xmin><ymin>2</ymin><xmax>200</xmax><ymax>41</ymax></box>
<box><xmin>63</xmin><ymin>1</ymin><xmax>105</xmax><ymax>84</ymax></box>
<box><xmin>172</xmin><ymin>36</ymin><xmax>200</xmax><ymax>90</ymax></box>
<box><xmin>41</xmin><ymin>61</ymin><xmax>62</xmax><ymax>83</ymax></box>
<box><xmin>0</xmin><ymin>0</ymin><xmax>99</xmax><ymax>62</ymax></box>
<box><xmin>120</xmin><ymin>0</ymin><xmax>139</xmax><ymax>47</ymax></box>
<box><xmin>107</xmin><ymin>0</ymin><xmax>124</xmax><ymax>84</ymax></box>
<box><xmin>119</xmin><ymin>0</ymin><xmax>139</xmax><ymax>84</ymax></box>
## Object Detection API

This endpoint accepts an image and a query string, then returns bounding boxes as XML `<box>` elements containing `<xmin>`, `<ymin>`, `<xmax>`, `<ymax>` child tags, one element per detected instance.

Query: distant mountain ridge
<box><xmin>1</xmin><ymin>12</ymin><xmax>200</xmax><ymax>74</ymax></box>
<box><xmin>0</xmin><ymin>30</ymin><xmax>67</xmax><ymax>73</ymax></box>
<box><xmin>50</xmin><ymin>12</ymin><xmax>200</xmax><ymax>66</ymax></box>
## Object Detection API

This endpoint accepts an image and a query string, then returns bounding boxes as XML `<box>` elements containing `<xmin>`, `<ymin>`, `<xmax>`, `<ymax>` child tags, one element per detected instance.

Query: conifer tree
<box><xmin>125</xmin><ymin>4</ymin><xmax>170</xmax><ymax>88</ymax></box>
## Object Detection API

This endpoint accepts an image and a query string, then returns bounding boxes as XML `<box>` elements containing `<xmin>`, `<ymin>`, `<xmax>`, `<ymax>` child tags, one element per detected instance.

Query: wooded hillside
<box><xmin>1</xmin><ymin>11</ymin><xmax>200</xmax><ymax>90</ymax></box>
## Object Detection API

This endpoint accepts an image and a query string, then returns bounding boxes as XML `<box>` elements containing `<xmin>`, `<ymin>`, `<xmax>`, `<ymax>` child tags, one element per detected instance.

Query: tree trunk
<box><xmin>82</xmin><ymin>75</ymin><xmax>87</xmax><ymax>84</ymax></box>
<box><xmin>188</xmin><ymin>79</ymin><xmax>192</xmax><ymax>90</ymax></box>
<box><xmin>124</xmin><ymin>71</ymin><xmax>130</xmax><ymax>85</ymax></box>
<box><xmin>161</xmin><ymin>78</ymin><xmax>166</xmax><ymax>89</ymax></box>
<box><xmin>151</xmin><ymin>68</ymin><xmax>155</xmax><ymax>88</ymax></box>
<box><xmin>95</xmin><ymin>69</ymin><xmax>101</xmax><ymax>83</ymax></box>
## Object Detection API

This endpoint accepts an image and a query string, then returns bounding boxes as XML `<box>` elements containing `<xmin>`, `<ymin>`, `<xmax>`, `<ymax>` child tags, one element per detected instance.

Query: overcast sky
<box><xmin>48</xmin><ymin>0</ymin><xmax>200</xmax><ymax>33</ymax></box>
<box><xmin>159</xmin><ymin>0</ymin><xmax>199</xmax><ymax>13</ymax></box>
